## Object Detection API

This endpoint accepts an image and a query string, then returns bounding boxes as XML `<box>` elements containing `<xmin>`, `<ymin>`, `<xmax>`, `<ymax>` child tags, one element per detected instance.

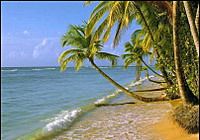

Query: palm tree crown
<box><xmin>58</xmin><ymin>23</ymin><xmax>119</xmax><ymax>71</ymax></box>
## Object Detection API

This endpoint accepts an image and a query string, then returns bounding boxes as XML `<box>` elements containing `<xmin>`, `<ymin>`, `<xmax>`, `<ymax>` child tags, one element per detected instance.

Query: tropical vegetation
<box><xmin>59</xmin><ymin>1</ymin><xmax>199</xmax><ymax>133</ymax></box>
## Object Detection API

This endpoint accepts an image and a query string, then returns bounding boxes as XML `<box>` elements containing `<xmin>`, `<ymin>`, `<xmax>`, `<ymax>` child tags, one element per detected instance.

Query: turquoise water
<box><xmin>1</xmin><ymin>66</ymin><xmax>156</xmax><ymax>140</ymax></box>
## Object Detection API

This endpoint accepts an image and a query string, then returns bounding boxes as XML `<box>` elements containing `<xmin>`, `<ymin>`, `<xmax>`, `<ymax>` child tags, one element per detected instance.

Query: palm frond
<box><xmin>90</xmin><ymin>1</ymin><xmax>109</xmax><ymax>18</ymax></box>
<box><xmin>124</xmin><ymin>57</ymin><xmax>135</xmax><ymax>68</ymax></box>
<box><xmin>96</xmin><ymin>52</ymin><xmax>119</xmax><ymax>66</ymax></box>
<box><xmin>93</xmin><ymin>18</ymin><xmax>109</xmax><ymax>41</ymax></box>
<box><xmin>60</xmin><ymin>54</ymin><xmax>77</xmax><ymax>71</ymax></box>
<box><xmin>58</xmin><ymin>49</ymin><xmax>84</xmax><ymax>64</ymax></box>
<box><xmin>86</xmin><ymin>5</ymin><xmax>109</xmax><ymax>37</ymax></box>
<box><xmin>74</xmin><ymin>54</ymin><xmax>86</xmax><ymax>71</ymax></box>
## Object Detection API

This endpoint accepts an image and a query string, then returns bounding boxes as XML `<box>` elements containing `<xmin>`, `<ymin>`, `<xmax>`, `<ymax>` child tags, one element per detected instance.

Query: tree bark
<box><xmin>183</xmin><ymin>1</ymin><xmax>199</xmax><ymax>56</ymax></box>
<box><xmin>195</xmin><ymin>4</ymin><xmax>199</xmax><ymax>34</ymax></box>
<box><xmin>135</xmin><ymin>64</ymin><xmax>142</xmax><ymax>81</ymax></box>
<box><xmin>89</xmin><ymin>59</ymin><xmax>168</xmax><ymax>102</ymax></box>
<box><xmin>146</xmin><ymin>72</ymin><xmax>166</xmax><ymax>84</ymax></box>
<box><xmin>134</xmin><ymin>87</ymin><xmax>166</xmax><ymax>92</ymax></box>
<box><xmin>173</xmin><ymin>1</ymin><xmax>198</xmax><ymax>105</ymax></box>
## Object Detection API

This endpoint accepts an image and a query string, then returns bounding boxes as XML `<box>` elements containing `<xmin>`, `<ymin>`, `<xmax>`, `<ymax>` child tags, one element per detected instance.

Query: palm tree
<box><xmin>122</xmin><ymin>30</ymin><xmax>163</xmax><ymax>77</ymax></box>
<box><xmin>122</xmin><ymin>29</ymin><xmax>164</xmax><ymax>78</ymax></box>
<box><xmin>59</xmin><ymin>23</ymin><xmax>167</xmax><ymax>102</ymax></box>
<box><xmin>173</xmin><ymin>1</ymin><xmax>198</xmax><ymax>105</ymax></box>
<box><xmin>183</xmin><ymin>1</ymin><xmax>199</xmax><ymax>57</ymax></box>
<box><xmin>85</xmin><ymin>1</ymin><xmax>174</xmax><ymax>87</ymax></box>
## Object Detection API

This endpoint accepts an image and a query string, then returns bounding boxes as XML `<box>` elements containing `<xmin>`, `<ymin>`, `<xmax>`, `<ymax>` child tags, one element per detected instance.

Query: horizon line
<box><xmin>1</xmin><ymin>65</ymin><xmax>156</xmax><ymax>68</ymax></box>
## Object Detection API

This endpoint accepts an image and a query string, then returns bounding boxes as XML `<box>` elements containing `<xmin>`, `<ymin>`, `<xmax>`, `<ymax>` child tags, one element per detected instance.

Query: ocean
<box><xmin>1</xmin><ymin>66</ymin><xmax>157</xmax><ymax>140</ymax></box>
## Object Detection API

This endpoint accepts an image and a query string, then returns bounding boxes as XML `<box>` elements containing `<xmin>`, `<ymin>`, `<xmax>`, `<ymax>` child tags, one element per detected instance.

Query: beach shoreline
<box><xmin>52</xmin><ymin>81</ymin><xmax>198</xmax><ymax>140</ymax></box>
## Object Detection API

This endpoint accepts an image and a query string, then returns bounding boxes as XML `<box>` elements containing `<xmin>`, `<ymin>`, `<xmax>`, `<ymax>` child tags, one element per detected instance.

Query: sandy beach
<box><xmin>152</xmin><ymin>113</ymin><xmax>199</xmax><ymax>140</ymax></box>
<box><xmin>53</xmin><ymin>81</ymin><xmax>198</xmax><ymax>140</ymax></box>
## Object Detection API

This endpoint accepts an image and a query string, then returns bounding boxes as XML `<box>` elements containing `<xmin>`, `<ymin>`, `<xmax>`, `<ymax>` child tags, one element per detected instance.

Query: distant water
<box><xmin>1</xmin><ymin>66</ymin><xmax>158</xmax><ymax>140</ymax></box>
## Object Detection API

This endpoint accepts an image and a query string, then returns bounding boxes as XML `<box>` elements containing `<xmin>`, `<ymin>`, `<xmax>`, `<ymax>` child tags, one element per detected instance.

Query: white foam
<box><xmin>128</xmin><ymin>75</ymin><xmax>155</xmax><ymax>87</ymax></box>
<box><xmin>32</xmin><ymin>68</ymin><xmax>43</xmax><ymax>71</ymax></box>
<box><xmin>94</xmin><ymin>97</ymin><xmax>106</xmax><ymax>104</ymax></box>
<box><xmin>1</xmin><ymin>69</ymin><xmax>18</xmax><ymax>72</ymax></box>
<box><xmin>44</xmin><ymin>108</ymin><xmax>81</xmax><ymax>132</ymax></box>
<box><xmin>148</xmin><ymin>75</ymin><xmax>155</xmax><ymax>78</ymax></box>
<box><xmin>106</xmin><ymin>93</ymin><xmax>116</xmax><ymax>98</ymax></box>
<box><xmin>94</xmin><ymin>93</ymin><xmax>117</xmax><ymax>105</ymax></box>
<box><xmin>95</xmin><ymin>75</ymin><xmax>155</xmax><ymax>105</ymax></box>
<box><xmin>129</xmin><ymin>81</ymin><xmax>142</xmax><ymax>87</ymax></box>
<box><xmin>32</xmin><ymin>68</ymin><xmax>56</xmax><ymax>71</ymax></box>
<box><xmin>45</xmin><ymin>68</ymin><xmax>56</xmax><ymax>70</ymax></box>
<box><xmin>115</xmin><ymin>87</ymin><xmax>129</xmax><ymax>93</ymax></box>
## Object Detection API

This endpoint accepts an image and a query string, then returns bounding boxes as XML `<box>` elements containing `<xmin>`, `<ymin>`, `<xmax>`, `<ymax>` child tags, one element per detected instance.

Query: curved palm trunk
<box><xmin>173</xmin><ymin>1</ymin><xmax>198</xmax><ymax>105</ymax></box>
<box><xmin>148</xmin><ymin>78</ymin><xmax>166</xmax><ymax>84</ymax></box>
<box><xmin>147</xmin><ymin>76</ymin><xmax>166</xmax><ymax>84</ymax></box>
<box><xmin>134</xmin><ymin>87</ymin><xmax>166</xmax><ymax>92</ymax></box>
<box><xmin>145</xmin><ymin>69</ymin><xmax>166</xmax><ymax>84</ymax></box>
<box><xmin>139</xmin><ymin>57</ymin><xmax>164</xmax><ymax>78</ymax></box>
<box><xmin>133</xmin><ymin>2</ymin><xmax>173</xmax><ymax>87</ymax></box>
<box><xmin>183</xmin><ymin>1</ymin><xmax>199</xmax><ymax>56</ymax></box>
<box><xmin>89</xmin><ymin>59</ymin><xmax>168</xmax><ymax>102</ymax></box>
<box><xmin>159</xmin><ymin>66</ymin><xmax>173</xmax><ymax>87</ymax></box>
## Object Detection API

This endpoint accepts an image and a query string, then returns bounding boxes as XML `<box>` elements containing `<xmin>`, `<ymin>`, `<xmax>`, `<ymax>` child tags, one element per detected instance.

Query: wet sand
<box><xmin>54</xmin><ymin>102</ymin><xmax>172</xmax><ymax>140</ymax></box>
<box><xmin>53</xmin><ymin>81</ymin><xmax>198</xmax><ymax>140</ymax></box>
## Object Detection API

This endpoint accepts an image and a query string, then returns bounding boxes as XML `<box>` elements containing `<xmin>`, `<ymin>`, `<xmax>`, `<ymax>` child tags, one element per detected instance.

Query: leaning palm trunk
<box><xmin>148</xmin><ymin>77</ymin><xmax>166</xmax><ymax>84</ymax></box>
<box><xmin>146</xmin><ymin>72</ymin><xmax>166</xmax><ymax>84</ymax></box>
<box><xmin>183</xmin><ymin>1</ymin><xmax>199</xmax><ymax>56</ymax></box>
<box><xmin>134</xmin><ymin>87</ymin><xmax>167</xmax><ymax>93</ymax></box>
<box><xmin>133</xmin><ymin>2</ymin><xmax>173</xmax><ymax>87</ymax></box>
<box><xmin>89</xmin><ymin>59</ymin><xmax>168</xmax><ymax>102</ymax></box>
<box><xmin>139</xmin><ymin>57</ymin><xmax>164</xmax><ymax>78</ymax></box>
<box><xmin>159</xmin><ymin>66</ymin><xmax>173</xmax><ymax>87</ymax></box>
<box><xmin>173</xmin><ymin>1</ymin><xmax>198</xmax><ymax>105</ymax></box>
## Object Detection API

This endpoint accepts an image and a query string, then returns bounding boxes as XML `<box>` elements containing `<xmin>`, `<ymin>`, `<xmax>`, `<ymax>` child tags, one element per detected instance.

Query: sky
<box><xmin>1</xmin><ymin>1</ymin><xmax>142</xmax><ymax>67</ymax></box>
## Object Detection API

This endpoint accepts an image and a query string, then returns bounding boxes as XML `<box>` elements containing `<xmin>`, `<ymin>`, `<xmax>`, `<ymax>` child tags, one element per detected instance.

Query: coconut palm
<box><xmin>59</xmin><ymin>23</ymin><xmax>167</xmax><ymax>102</ymax></box>
<box><xmin>122</xmin><ymin>29</ymin><xmax>164</xmax><ymax>78</ymax></box>
<box><xmin>173</xmin><ymin>1</ymin><xmax>198</xmax><ymax>105</ymax></box>
<box><xmin>85</xmin><ymin>1</ymin><xmax>174</xmax><ymax>87</ymax></box>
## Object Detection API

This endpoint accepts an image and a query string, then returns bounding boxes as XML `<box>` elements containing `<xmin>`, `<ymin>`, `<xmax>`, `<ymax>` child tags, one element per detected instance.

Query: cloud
<box><xmin>23</xmin><ymin>30</ymin><xmax>29</xmax><ymax>35</ymax></box>
<box><xmin>32</xmin><ymin>38</ymin><xmax>48</xmax><ymax>59</ymax></box>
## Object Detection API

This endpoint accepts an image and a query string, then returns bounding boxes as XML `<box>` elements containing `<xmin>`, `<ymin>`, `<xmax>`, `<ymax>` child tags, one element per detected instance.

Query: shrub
<box><xmin>173</xmin><ymin>104</ymin><xmax>199</xmax><ymax>134</ymax></box>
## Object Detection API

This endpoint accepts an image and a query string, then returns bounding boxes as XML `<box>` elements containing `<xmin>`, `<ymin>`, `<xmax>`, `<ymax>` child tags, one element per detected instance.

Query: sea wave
<box><xmin>43</xmin><ymin>108</ymin><xmax>82</xmax><ymax>132</ymax></box>
<box><xmin>45</xmin><ymin>68</ymin><xmax>56</xmax><ymax>70</ymax></box>
<box><xmin>94</xmin><ymin>75</ymin><xmax>156</xmax><ymax>105</ymax></box>
<box><xmin>94</xmin><ymin>92</ymin><xmax>117</xmax><ymax>105</ymax></box>
<box><xmin>128</xmin><ymin>75</ymin><xmax>155</xmax><ymax>87</ymax></box>
<box><xmin>99</xmin><ymin>66</ymin><xmax>110</xmax><ymax>69</ymax></box>
<box><xmin>1</xmin><ymin>69</ymin><xmax>18</xmax><ymax>72</ymax></box>
<box><xmin>32</xmin><ymin>68</ymin><xmax>56</xmax><ymax>71</ymax></box>
<box><xmin>115</xmin><ymin>86</ymin><xmax>129</xmax><ymax>93</ymax></box>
